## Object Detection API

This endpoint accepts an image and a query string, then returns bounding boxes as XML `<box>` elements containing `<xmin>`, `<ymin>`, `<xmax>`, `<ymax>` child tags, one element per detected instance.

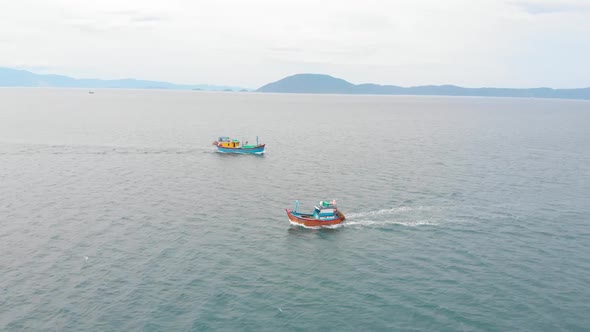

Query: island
<box><xmin>257</xmin><ymin>74</ymin><xmax>590</xmax><ymax>100</ymax></box>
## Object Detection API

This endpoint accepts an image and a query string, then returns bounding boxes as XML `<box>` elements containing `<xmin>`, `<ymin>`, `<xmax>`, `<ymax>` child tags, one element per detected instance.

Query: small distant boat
<box><xmin>88</xmin><ymin>91</ymin><xmax>95</xmax><ymax>94</ymax></box>
<box><xmin>286</xmin><ymin>200</ymin><xmax>345</xmax><ymax>227</ymax></box>
<box><xmin>212</xmin><ymin>136</ymin><xmax>265</xmax><ymax>154</ymax></box>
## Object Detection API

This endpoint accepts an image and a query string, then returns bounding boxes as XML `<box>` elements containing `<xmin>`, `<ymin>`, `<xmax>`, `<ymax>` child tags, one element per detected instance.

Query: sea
<box><xmin>1</xmin><ymin>88</ymin><xmax>589</xmax><ymax>331</ymax></box>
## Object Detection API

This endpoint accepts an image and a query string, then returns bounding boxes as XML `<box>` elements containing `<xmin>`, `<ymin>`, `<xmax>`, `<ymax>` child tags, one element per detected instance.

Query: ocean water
<box><xmin>1</xmin><ymin>88</ymin><xmax>589</xmax><ymax>331</ymax></box>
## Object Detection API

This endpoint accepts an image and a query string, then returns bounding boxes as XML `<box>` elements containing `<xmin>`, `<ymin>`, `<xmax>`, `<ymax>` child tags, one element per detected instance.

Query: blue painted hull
<box><xmin>217</xmin><ymin>145</ymin><xmax>265</xmax><ymax>154</ymax></box>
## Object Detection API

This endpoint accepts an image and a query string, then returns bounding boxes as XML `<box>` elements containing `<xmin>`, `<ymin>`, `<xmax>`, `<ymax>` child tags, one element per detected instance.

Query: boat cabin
<box><xmin>217</xmin><ymin>137</ymin><xmax>241</xmax><ymax>148</ymax></box>
<box><xmin>313</xmin><ymin>200</ymin><xmax>338</xmax><ymax>219</ymax></box>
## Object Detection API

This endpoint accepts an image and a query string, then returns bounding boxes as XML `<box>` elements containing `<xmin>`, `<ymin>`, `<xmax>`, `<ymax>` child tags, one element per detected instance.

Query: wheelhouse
<box><xmin>217</xmin><ymin>137</ymin><xmax>241</xmax><ymax>148</ymax></box>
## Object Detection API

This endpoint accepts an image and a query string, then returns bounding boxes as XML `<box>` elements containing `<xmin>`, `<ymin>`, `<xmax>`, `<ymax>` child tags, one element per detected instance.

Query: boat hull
<box><xmin>286</xmin><ymin>209</ymin><xmax>345</xmax><ymax>227</ymax></box>
<box><xmin>216</xmin><ymin>144</ymin><xmax>265</xmax><ymax>154</ymax></box>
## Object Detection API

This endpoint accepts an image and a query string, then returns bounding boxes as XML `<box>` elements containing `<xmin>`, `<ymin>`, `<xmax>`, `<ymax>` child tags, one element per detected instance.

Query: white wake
<box><xmin>289</xmin><ymin>206</ymin><xmax>439</xmax><ymax>229</ymax></box>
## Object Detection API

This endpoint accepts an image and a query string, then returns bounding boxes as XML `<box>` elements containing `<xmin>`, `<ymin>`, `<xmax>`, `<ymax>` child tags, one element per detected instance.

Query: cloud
<box><xmin>131</xmin><ymin>16</ymin><xmax>168</xmax><ymax>23</ymax></box>
<box><xmin>514</xmin><ymin>0</ymin><xmax>590</xmax><ymax>14</ymax></box>
<box><xmin>62</xmin><ymin>8</ymin><xmax>168</xmax><ymax>32</ymax></box>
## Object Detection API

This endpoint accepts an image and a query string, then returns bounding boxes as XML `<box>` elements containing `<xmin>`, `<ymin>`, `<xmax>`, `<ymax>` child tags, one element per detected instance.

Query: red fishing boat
<box><xmin>286</xmin><ymin>200</ymin><xmax>345</xmax><ymax>227</ymax></box>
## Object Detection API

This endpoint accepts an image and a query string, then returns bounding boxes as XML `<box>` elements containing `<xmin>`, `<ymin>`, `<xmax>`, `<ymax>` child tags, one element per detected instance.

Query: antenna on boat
<box><xmin>256</xmin><ymin>136</ymin><xmax>259</xmax><ymax>146</ymax></box>
<box><xmin>295</xmin><ymin>200</ymin><xmax>299</xmax><ymax>212</ymax></box>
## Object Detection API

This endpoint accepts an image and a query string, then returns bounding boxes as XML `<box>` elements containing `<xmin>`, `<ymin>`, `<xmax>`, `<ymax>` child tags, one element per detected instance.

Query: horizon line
<box><xmin>3</xmin><ymin>66</ymin><xmax>590</xmax><ymax>91</ymax></box>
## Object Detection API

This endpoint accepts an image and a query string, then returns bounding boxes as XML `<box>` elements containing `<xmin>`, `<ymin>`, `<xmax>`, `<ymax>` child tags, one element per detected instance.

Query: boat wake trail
<box><xmin>345</xmin><ymin>206</ymin><xmax>433</xmax><ymax>219</ymax></box>
<box><xmin>0</xmin><ymin>143</ymin><xmax>212</xmax><ymax>156</ymax></box>
<box><xmin>289</xmin><ymin>206</ymin><xmax>440</xmax><ymax>229</ymax></box>
<box><xmin>341</xmin><ymin>206</ymin><xmax>439</xmax><ymax>228</ymax></box>
<box><xmin>342</xmin><ymin>219</ymin><xmax>436</xmax><ymax>228</ymax></box>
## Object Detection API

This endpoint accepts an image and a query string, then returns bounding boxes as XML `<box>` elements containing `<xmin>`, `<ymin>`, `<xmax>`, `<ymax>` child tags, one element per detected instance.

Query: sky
<box><xmin>1</xmin><ymin>0</ymin><xmax>589</xmax><ymax>89</ymax></box>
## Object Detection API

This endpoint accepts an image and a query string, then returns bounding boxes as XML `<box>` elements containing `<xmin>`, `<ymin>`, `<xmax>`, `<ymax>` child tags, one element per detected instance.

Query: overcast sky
<box><xmin>1</xmin><ymin>0</ymin><xmax>589</xmax><ymax>88</ymax></box>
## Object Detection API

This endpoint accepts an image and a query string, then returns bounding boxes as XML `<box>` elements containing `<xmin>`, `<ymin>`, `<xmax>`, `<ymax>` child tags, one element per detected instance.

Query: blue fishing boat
<box><xmin>212</xmin><ymin>136</ymin><xmax>265</xmax><ymax>154</ymax></box>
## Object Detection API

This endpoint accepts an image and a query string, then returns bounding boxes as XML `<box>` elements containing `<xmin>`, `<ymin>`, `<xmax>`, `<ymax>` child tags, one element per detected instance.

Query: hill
<box><xmin>257</xmin><ymin>74</ymin><xmax>590</xmax><ymax>100</ymax></box>
<box><xmin>0</xmin><ymin>67</ymin><xmax>244</xmax><ymax>91</ymax></box>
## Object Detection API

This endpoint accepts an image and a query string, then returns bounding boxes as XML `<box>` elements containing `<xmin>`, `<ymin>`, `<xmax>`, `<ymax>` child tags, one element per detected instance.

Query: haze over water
<box><xmin>1</xmin><ymin>89</ymin><xmax>589</xmax><ymax>331</ymax></box>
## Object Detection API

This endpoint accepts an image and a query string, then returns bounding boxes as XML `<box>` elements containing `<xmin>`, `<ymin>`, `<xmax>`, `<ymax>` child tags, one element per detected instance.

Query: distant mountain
<box><xmin>257</xmin><ymin>74</ymin><xmax>590</xmax><ymax>100</ymax></box>
<box><xmin>0</xmin><ymin>67</ymin><xmax>245</xmax><ymax>91</ymax></box>
<box><xmin>257</xmin><ymin>73</ymin><xmax>355</xmax><ymax>94</ymax></box>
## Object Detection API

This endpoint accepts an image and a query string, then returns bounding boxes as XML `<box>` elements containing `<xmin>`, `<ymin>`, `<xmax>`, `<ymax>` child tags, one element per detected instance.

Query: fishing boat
<box><xmin>286</xmin><ymin>200</ymin><xmax>345</xmax><ymax>227</ymax></box>
<box><xmin>212</xmin><ymin>136</ymin><xmax>265</xmax><ymax>154</ymax></box>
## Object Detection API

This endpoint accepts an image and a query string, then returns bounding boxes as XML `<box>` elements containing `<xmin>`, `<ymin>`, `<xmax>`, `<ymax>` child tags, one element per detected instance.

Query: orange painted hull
<box><xmin>286</xmin><ymin>209</ymin><xmax>345</xmax><ymax>227</ymax></box>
